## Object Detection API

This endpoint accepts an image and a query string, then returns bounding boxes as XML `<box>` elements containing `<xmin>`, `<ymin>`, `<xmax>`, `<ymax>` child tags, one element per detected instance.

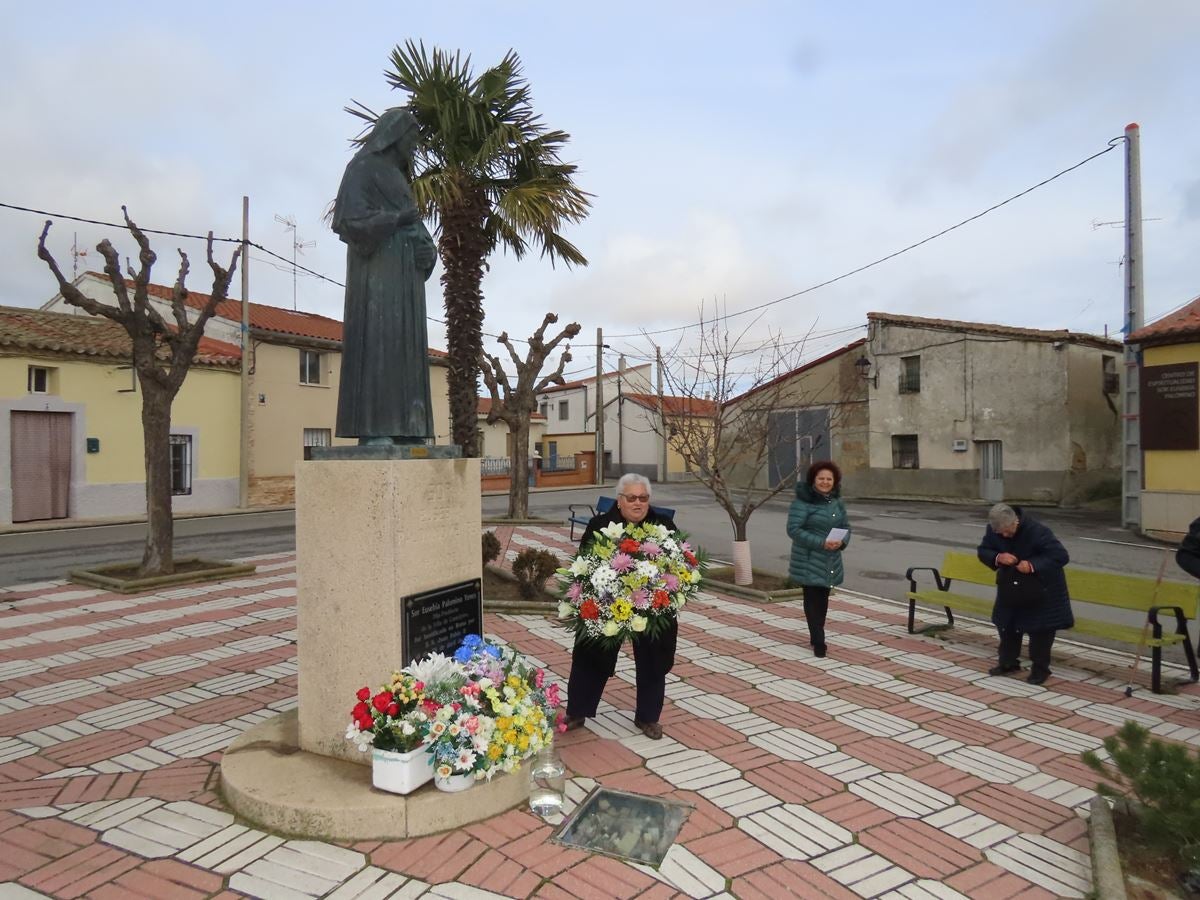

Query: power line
<box><xmin>607</xmin><ymin>140</ymin><xmax>1122</xmax><ymax>339</ymax></box>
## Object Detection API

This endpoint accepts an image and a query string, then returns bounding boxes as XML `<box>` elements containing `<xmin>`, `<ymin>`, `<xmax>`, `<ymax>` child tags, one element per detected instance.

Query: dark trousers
<box><xmin>566</xmin><ymin>619</ymin><xmax>678</xmax><ymax>723</ymax></box>
<box><xmin>997</xmin><ymin>628</ymin><xmax>1056</xmax><ymax>676</ymax></box>
<box><xmin>803</xmin><ymin>586</ymin><xmax>831</xmax><ymax>650</ymax></box>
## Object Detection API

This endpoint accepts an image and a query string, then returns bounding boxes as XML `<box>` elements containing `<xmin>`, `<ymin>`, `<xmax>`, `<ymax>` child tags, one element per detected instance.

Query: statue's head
<box><xmin>365</xmin><ymin>107</ymin><xmax>421</xmax><ymax>158</ymax></box>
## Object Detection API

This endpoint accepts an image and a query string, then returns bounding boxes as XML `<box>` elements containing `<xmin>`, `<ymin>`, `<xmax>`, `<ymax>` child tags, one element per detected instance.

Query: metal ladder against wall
<box><xmin>1122</xmin><ymin>348</ymin><xmax>1141</xmax><ymax>528</ymax></box>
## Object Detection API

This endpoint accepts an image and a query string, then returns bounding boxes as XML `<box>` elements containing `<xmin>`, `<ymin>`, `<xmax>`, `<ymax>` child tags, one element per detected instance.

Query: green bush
<box><xmin>511</xmin><ymin>548</ymin><xmax>558</xmax><ymax>600</ymax></box>
<box><xmin>482</xmin><ymin>531</ymin><xmax>501</xmax><ymax>566</ymax></box>
<box><xmin>1081</xmin><ymin>720</ymin><xmax>1200</xmax><ymax>867</ymax></box>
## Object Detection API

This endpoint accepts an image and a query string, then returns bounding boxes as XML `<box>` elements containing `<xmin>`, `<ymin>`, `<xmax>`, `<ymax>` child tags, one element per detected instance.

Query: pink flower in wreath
<box><xmin>641</xmin><ymin>541</ymin><xmax>662</xmax><ymax>558</ymax></box>
<box><xmin>534</xmin><ymin>668</ymin><xmax>545</xmax><ymax>688</ymax></box>
<box><xmin>566</xmin><ymin>582</ymin><xmax>583</xmax><ymax>601</ymax></box>
<box><xmin>610</xmin><ymin>552</ymin><xmax>634</xmax><ymax>573</ymax></box>
<box><xmin>630</xmin><ymin>588</ymin><xmax>650</xmax><ymax>610</ymax></box>
<box><xmin>463</xmin><ymin>715</ymin><xmax>480</xmax><ymax>735</ymax></box>
<box><xmin>663</xmin><ymin>573</ymin><xmax>680</xmax><ymax>592</ymax></box>
<box><xmin>545</xmin><ymin>683</ymin><xmax>561</xmax><ymax>707</ymax></box>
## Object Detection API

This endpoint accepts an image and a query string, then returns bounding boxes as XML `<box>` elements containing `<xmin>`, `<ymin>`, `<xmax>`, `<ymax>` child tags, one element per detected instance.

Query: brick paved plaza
<box><xmin>0</xmin><ymin>523</ymin><xmax>1197</xmax><ymax>898</ymax></box>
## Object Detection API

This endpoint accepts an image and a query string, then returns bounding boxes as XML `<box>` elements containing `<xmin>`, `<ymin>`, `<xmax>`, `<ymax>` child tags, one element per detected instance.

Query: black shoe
<box><xmin>633</xmin><ymin>719</ymin><xmax>663</xmax><ymax>740</ymax></box>
<box><xmin>812</xmin><ymin>645</ymin><xmax>828</xmax><ymax>658</ymax></box>
<box><xmin>988</xmin><ymin>663</ymin><xmax>1021</xmax><ymax>676</ymax></box>
<box><xmin>1027</xmin><ymin>671</ymin><xmax>1049</xmax><ymax>686</ymax></box>
<box><xmin>561</xmin><ymin>714</ymin><xmax>586</xmax><ymax>732</ymax></box>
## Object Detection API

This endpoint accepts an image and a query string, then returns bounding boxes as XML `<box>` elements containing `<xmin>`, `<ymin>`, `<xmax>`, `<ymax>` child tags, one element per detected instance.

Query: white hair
<box><xmin>988</xmin><ymin>503</ymin><xmax>1018</xmax><ymax>530</ymax></box>
<box><xmin>615</xmin><ymin>473</ymin><xmax>652</xmax><ymax>497</ymax></box>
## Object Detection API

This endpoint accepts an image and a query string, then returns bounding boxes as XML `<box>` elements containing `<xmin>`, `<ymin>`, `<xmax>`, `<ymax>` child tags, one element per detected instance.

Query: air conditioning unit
<box><xmin>951</xmin><ymin>439</ymin><xmax>969</xmax><ymax>452</ymax></box>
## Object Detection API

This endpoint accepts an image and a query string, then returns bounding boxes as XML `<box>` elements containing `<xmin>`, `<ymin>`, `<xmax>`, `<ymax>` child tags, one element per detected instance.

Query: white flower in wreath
<box><xmin>400</xmin><ymin>721</ymin><xmax>416</xmax><ymax>736</ymax></box>
<box><xmin>558</xmin><ymin>602</ymin><xmax>573</xmax><ymax>619</ymax></box>
<box><xmin>662</xmin><ymin>537</ymin><xmax>679</xmax><ymax>554</ymax></box>
<box><xmin>630</xmin><ymin>615</ymin><xmax>647</xmax><ymax>633</ymax></box>
<box><xmin>602</xmin><ymin>620</ymin><xmax>621</xmax><ymax>637</ymax></box>
<box><xmin>674</xmin><ymin>594</ymin><xmax>687</xmax><ymax>609</ymax></box>
<box><xmin>601</xmin><ymin>521</ymin><xmax>625</xmax><ymax>540</ymax></box>
<box><xmin>345</xmin><ymin>724</ymin><xmax>373</xmax><ymax>753</ymax></box>
<box><xmin>590</xmin><ymin>567</ymin><xmax>617</xmax><ymax>592</ymax></box>
<box><xmin>649</xmin><ymin>523</ymin><xmax>670</xmax><ymax>541</ymax></box>
<box><xmin>569</xmin><ymin>556</ymin><xmax>592</xmax><ymax>577</ymax></box>
<box><xmin>635</xmin><ymin>560</ymin><xmax>659</xmax><ymax>581</ymax></box>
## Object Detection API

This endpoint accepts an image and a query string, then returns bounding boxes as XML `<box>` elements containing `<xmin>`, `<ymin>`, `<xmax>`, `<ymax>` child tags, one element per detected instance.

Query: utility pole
<box><xmin>657</xmin><ymin>345</ymin><xmax>667</xmax><ymax>483</ymax></box>
<box><xmin>617</xmin><ymin>355</ymin><xmax>625</xmax><ymax>470</ymax></box>
<box><xmin>239</xmin><ymin>196</ymin><xmax>251</xmax><ymax>509</ymax></box>
<box><xmin>1121</xmin><ymin>123</ymin><xmax>1144</xmax><ymax>531</ymax></box>
<box><xmin>594</xmin><ymin>328</ymin><xmax>604</xmax><ymax>486</ymax></box>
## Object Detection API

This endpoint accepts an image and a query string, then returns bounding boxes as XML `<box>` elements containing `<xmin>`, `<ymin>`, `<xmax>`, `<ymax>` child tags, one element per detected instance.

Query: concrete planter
<box><xmin>371</xmin><ymin>745</ymin><xmax>434</xmax><ymax>796</ymax></box>
<box><xmin>704</xmin><ymin>567</ymin><xmax>806</xmax><ymax>604</ymax></box>
<box><xmin>69</xmin><ymin>557</ymin><xmax>256</xmax><ymax>593</ymax></box>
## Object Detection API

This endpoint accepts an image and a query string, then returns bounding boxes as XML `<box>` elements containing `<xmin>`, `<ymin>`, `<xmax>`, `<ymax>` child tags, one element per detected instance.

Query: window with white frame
<box><xmin>558</xmin><ymin>399</ymin><xmax>569</xmax><ymax>421</ymax></box>
<box><xmin>170</xmin><ymin>435</ymin><xmax>193</xmax><ymax>495</ymax></box>
<box><xmin>299</xmin><ymin>349</ymin><xmax>322</xmax><ymax>385</ymax></box>
<box><xmin>27</xmin><ymin>365</ymin><xmax>51</xmax><ymax>394</ymax></box>
<box><xmin>302</xmin><ymin>427</ymin><xmax>332</xmax><ymax>460</ymax></box>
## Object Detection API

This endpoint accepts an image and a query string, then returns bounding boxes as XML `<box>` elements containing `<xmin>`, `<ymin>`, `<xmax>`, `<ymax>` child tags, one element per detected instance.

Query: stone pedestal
<box><xmin>295</xmin><ymin>457</ymin><xmax>481</xmax><ymax>763</ymax></box>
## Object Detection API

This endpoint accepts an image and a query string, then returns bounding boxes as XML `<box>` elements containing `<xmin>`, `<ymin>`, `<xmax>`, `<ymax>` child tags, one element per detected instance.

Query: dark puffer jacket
<box><xmin>1177</xmin><ymin>516</ymin><xmax>1200</xmax><ymax>580</ymax></box>
<box><xmin>786</xmin><ymin>482</ymin><xmax>851</xmax><ymax>587</ymax></box>
<box><xmin>977</xmin><ymin>507</ymin><xmax>1074</xmax><ymax>632</ymax></box>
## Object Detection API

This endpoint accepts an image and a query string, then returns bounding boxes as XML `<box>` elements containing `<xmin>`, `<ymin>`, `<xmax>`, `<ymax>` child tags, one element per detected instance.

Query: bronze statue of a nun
<box><xmin>331</xmin><ymin>107</ymin><xmax>438</xmax><ymax>444</ymax></box>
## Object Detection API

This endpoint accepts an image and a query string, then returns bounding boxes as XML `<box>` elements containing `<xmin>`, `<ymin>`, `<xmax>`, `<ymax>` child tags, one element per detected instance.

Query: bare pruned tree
<box><xmin>480</xmin><ymin>313</ymin><xmax>581</xmax><ymax>519</ymax></box>
<box><xmin>641</xmin><ymin>307</ymin><xmax>861</xmax><ymax>584</ymax></box>
<box><xmin>37</xmin><ymin>209</ymin><xmax>241</xmax><ymax>576</ymax></box>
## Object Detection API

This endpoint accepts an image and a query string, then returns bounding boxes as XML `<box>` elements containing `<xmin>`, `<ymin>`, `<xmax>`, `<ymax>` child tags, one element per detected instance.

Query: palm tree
<box><xmin>351</xmin><ymin>41</ymin><xmax>591</xmax><ymax>457</ymax></box>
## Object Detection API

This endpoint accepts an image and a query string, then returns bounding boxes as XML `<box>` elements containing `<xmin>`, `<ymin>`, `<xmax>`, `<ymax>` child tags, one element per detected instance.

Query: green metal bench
<box><xmin>906</xmin><ymin>550</ymin><xmax>1200</xmax><ymax>693</ymax></box>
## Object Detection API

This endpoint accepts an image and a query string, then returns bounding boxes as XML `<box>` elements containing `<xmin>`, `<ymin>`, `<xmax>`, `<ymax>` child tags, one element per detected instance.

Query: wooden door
<box><xmin>10</xmin><ymin>411</ymin><xmax>71</xmax><ymax>522</ymax></box>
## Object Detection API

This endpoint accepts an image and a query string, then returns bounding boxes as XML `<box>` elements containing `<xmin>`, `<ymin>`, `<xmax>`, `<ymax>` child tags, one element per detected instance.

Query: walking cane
<box><xmin>1124</xmin><ymin>549</ymin><xmax>1172</xmax><ymax>698</ymax></box>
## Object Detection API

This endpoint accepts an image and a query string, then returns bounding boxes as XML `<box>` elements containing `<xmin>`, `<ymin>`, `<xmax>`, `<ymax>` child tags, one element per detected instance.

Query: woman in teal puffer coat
<box><xmin>786</xmin><ymin>460</ymin><xmax>851</xmax><ymax>657</ymax></box>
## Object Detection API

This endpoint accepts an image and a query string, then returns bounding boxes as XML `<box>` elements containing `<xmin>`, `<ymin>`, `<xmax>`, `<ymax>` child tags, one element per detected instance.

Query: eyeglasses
<box><xmin>620</xmin><ymin>493</ymin><xmax>650</xmax><ymax>503</ymax></box>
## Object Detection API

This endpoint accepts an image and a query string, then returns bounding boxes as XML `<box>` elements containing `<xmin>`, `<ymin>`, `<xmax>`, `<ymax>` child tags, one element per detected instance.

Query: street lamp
<box><xmin>854</xmin><ymin>355</ymin><xmax>877</xmax><ymax>388</ymax></box>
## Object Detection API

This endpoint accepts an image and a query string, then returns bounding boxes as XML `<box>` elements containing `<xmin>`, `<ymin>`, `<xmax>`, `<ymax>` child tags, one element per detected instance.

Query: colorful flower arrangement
<box><xmin>558</xmin><ymin>520</ymin><xmax>705</xmax><ymax>649</ymax></box>
<box><xmin>346</xmin><ymin>635</ymin><xmax>562</xmax><ymax>783</ymax></box>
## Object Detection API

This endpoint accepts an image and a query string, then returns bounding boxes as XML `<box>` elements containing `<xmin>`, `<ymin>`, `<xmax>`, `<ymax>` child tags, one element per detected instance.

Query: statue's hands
<box><xmin>414</xmin><ymin>236</ymin><xmax>438</xmax><ymax>274</ymax></box>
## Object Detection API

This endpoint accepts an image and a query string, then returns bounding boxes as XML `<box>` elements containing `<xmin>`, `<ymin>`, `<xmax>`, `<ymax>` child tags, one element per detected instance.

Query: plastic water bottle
<box><xmin>528</xmin><ymin>746</ymin><xmax>566</xmax><ymax>818</ymax></box>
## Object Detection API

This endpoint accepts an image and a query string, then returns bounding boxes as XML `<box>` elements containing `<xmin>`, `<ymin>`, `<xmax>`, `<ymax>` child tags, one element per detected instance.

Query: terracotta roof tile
<box><xmin>623</xmin><ymin>392</ymin><xmax>718</xmax><ymax>416</ymax></box>
<box><xmin>1127</xmin><ymin>295</ymin><xmax>1200</xmax><ymax>345</ymax></box>
<box><xmin>867</xmin><ymin>311</ymin><xmax>1119</xmax><ymax>348</ymax></box>
<box><xmin>0</xmin><ymin>306</ymin><xmax>241</xmax><ymax>367</ymax></box>
<box><xmin>731</xmin><ymin>338</ymin><xmax>866</xmax><ymax>405</ymax></box>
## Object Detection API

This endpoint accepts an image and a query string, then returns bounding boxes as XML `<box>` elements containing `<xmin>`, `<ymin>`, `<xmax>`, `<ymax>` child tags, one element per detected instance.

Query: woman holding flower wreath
<box><xmin>563</xmin><ymin>473</ymin><xmax>681</xmax><ymax>740</ymax></box>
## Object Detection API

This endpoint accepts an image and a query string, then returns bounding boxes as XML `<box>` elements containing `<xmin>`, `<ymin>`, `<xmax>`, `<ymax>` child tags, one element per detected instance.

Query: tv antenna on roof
<box><xmin>274</xmin><ymin>214</ymin><xmax>316</xmax><ymax>311</ymax></box>
<box><xmin>71</xmin><ymin>232</ymin><xmax>88</xmax><ymax>280</ymax></box>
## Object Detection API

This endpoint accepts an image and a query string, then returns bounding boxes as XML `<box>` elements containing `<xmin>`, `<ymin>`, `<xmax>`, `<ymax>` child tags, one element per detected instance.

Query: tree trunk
<box><xmin>507</xmin><ymin>417</ymin><xmax>531</xmax><ymax>519</ymax></box>
<box><xmin>140</xmin><ymin>378</ymin><xmax>176</xmax><ymax>576</ymax></box>
<box><xmin>439</xmin><ymin>190</ymin><xmax>489</xmax><ymax>458</ymax></box>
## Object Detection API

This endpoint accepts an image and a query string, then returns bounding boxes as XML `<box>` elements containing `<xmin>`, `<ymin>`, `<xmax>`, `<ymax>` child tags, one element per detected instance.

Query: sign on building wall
<box><xmin>1141</xmin><ymin>362</ymin><xmax>1199</xmax><ymax>450</ymax></box>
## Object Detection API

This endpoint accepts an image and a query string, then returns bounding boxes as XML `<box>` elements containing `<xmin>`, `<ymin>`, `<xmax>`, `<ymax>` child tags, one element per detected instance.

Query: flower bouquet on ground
<box><xmin>346</xmin><ymin>661</ymin><xmax>446</xmax><ymax>795</ymax></box>
<box><xmin>557</xmin><ymin>520</ymin><xmax>705</xmax><ymax>650</ymax></box>
<box><xmin>422</xmin><ymin>635</ymin><xmax>561</xmax><ymax>787</ymax></box>
<box><xmin>345</xmin><ymin>635</ymin><xmax>562</xmax><ymax>794</ymax></box>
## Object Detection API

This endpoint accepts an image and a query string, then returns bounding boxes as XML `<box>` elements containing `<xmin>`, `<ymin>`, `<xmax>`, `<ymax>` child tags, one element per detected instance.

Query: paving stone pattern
<box><xmin>0</xmin><ymin>525</ymin><xmax>1197</xmax><ymax>897</ymax></box>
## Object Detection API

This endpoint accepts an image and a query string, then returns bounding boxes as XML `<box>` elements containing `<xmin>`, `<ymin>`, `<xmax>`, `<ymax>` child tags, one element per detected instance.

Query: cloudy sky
<box><xmin>3</xmin><ymin>1</ymin><xmax>1198</xmax><ymax>381</ymax></box>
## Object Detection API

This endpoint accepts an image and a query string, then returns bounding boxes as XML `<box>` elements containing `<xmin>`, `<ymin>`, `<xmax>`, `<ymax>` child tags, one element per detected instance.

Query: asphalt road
<box><xmin>2</xmin><ymin>485</ymin><xmax>1194</xmax><ymax>666</ymax></box>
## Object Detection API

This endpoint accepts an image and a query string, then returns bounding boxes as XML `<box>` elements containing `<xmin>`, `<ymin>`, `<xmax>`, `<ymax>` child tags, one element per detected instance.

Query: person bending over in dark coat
<box><xmin>977</xmin><ymin>502</ymin><xmax>1073</xmax><ymax>685</ymax></box>
<box><xmin>1177</xmin><ymin>516</ymin><xmax>1200</xmax><ymax>581</ymax></box>
<box><xmin>562</xmin><ymin>473</ymin><xmax>679</xmax><ymax>740</ymax></box>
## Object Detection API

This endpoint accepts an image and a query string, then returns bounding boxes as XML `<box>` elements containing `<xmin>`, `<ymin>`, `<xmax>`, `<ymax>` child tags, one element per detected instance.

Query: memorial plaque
<box><xmin>551</xmin><ymin>786</ymin><xmax>692</xmax><ymax>866</ymax></box>
<box><xmin>1141</xmin><ymin>362</ymin><xmax>1199</xmax><ymax>451</ymax></box>
<box><xmin>401</xmin><ymin>579</ymin><xmax>482</xmax><ymax>666</ymax></box>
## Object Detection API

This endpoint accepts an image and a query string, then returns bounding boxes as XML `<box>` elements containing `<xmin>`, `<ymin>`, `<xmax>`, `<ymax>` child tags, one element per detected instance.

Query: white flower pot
<box><xmin>371</xmin><ymin>745</ymin><xmax>434</xmax><ymax>795</ymax></box>
<box><xmin>434</xmin><ymin>771</ymin><xmax>476</xmax><ymax>793</ymax></box>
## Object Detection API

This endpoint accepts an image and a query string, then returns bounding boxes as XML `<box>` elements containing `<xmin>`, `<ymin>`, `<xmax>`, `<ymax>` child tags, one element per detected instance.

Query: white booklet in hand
<box><xmin>826</xmin><ymin>527</ymin><xmax>849</xmax><ymax>543</ymax></box>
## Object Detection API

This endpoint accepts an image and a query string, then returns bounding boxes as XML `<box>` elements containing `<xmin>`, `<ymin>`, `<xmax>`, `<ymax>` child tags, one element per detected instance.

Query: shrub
<box><xmin>1081</xmin><ymin>720</ymin><xmax>1200</xmax><ymax>867</ymax></box>
<box><xmin>482</xmin><ymin>531</ymin><xmax>501</xmax><ymax>566</ymax></box>
<box><xmin>511</xmin><ymin>548</ymin><xmax>559</xmax><ymax>600</ymax></box>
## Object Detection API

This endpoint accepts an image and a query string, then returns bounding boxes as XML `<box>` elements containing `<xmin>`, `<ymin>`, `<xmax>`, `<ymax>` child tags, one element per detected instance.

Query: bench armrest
<box><xmin>905</xmin><ymin>566</ymin><xmax>948</xmax><ymax>593</ymax></box>
<box><xmin>1149</xmin><ymin>605</ymin><xmax>1191</xmax><ymax>636</ymax></box>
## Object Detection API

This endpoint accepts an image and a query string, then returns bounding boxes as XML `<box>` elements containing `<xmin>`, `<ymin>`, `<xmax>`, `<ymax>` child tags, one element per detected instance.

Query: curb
<box><xmin>1088</xmin><ymin>795</ymin><xmax>1128</xmax><ymax>899</ymax></box>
